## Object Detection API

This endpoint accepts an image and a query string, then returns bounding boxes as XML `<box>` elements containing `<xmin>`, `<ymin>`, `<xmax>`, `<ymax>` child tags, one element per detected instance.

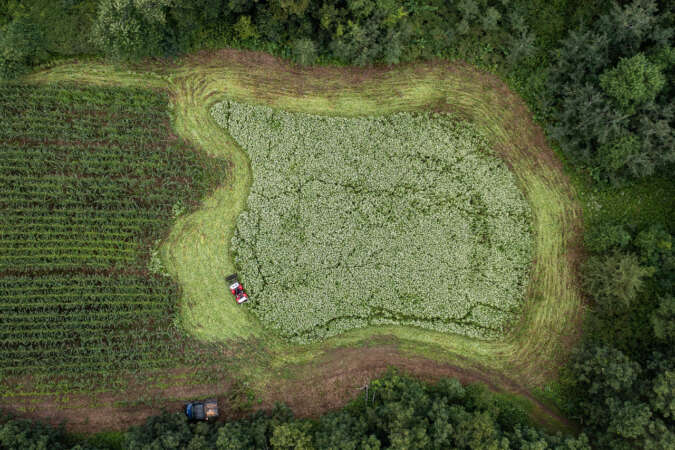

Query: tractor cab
<box><xmin>226</xmin><ymin>273</ymin><xmax>249</xmax><ymax>304</ymax></box>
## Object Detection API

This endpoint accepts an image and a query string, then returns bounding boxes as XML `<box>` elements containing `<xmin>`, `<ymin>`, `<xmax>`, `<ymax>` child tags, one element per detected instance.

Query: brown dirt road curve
<box><xmin>15</xmin><ymin>346</ymin><xmax>572</xmax><ymax>434</ymax></box>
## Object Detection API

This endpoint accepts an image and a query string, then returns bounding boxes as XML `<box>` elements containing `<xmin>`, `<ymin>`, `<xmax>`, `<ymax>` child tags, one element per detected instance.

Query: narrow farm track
<box><xmin>17</xmin><ymin>49</ymin><xmax>584</xmax><ymax>432</ymax></box>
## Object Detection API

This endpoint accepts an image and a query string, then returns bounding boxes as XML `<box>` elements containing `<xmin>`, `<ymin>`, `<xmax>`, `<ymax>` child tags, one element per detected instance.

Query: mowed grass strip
<box><xmin>161</xmin><ymin>59</ymin><xmax>582</xmax><ymax>385</ymax></box>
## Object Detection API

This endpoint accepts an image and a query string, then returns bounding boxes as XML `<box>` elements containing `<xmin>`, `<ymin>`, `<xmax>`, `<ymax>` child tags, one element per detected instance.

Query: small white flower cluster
<box><xmin>212</xmin><ymin>101</ymin><xmax>533</xmax><ymax>342</ymax></box>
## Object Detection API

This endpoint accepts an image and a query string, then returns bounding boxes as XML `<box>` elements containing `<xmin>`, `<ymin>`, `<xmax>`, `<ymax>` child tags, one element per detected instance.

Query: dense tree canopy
<box><xmin>0</xmin><ymin>414</ymin><xmax>73</xmax><ymax>450</ymax></box>
<box><xmin>567</xmin><ymin>347</ymin><xmax>674</xmax><ymax>449</ymax></box>
<box><xmin>0</xmin><ymin>16</ymin><xmax>47</xmax><ymax>78</ymax></box>
<box><xmin>91</xmin><ymin>0</ymin><xmax>172</xmax><ymax>60</ymax></box>
<box><xmin>2</xmin><ymin>1</ymin><xmax>670</xmax><ymax>184</ymax></box>
<box><xmin>548</xmin><ymin>0</ymin><xmax>673</xmax><ymax>183</ymax></box>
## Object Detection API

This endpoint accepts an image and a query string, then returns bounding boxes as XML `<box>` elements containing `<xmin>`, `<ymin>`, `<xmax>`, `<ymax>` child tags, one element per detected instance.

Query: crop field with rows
<box><xmin>213</xmin><ymin>101</ymin><xmax>533</xmax><ymax>342</ymax></box>
<box><xmin>0</xmin><ymin>84</ymin><xmax>229</xmax><ymax>387</ymax></box>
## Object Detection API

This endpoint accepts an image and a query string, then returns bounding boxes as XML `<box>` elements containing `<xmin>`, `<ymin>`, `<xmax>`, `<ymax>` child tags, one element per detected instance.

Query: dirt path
<box><xmin>12</xmin><ymin>347</ymin><xmax>571</xmax><ymax>434</ymax></box>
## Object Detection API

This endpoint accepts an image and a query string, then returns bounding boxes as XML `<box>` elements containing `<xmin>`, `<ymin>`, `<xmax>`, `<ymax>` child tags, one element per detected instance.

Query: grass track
<box><xmin>24</xmin><ymin>50</ymin><xmax>584</xmax><ymax>429</ymax></box>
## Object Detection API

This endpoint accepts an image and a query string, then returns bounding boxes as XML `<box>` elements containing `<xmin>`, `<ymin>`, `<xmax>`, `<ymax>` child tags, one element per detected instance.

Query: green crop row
<box><xmin>0</xmin><ymin>83</ymin><xmax>229</xmax><ymax>389</ymax></box>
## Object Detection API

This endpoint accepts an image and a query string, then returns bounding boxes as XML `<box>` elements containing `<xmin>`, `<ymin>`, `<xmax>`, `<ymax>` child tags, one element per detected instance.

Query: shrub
<box><xmin>0</xmin><ymin>17</ymin><xmax>47</xmax><ymax>79</ymax></box>
<box><xmin>584</xmin><ymin>223</ymin><xmax>632</xmax><ymax>253</ymax></box>
<box><xmin>291</xmin><ymin>38</ymin><xmax>317</xmax><ymax>66</ymax></box>
<box><xmin>213</xmin><ymin>101</ymin><xmax>532</xmax><ymax>342</ymax></box>
<box><xmin>233</xmin><ymin>15</ymin><xmax>258</xmax><ymax>41</ymax></box>
<box><xmin>0</xmin><ymin>415</ymin><xmax>70</xmax><ymax>450</ymax></box>
<box><xmin>634</xmin><ymin>225</ymin><xmax>672</xmax><ymax>266</ymax></box>
<box><xmin>599</xmin><ymin>53</ymin><xmax>666</xmax><ymax>113</ymax></box>
<box><xmin>583</xmin><ymin>252</ymin><xmax>655</xmax><ymax>312</ymax></box>
<box><xmin>91</xmin><ymin>0</ymin><xmax>172</xmax><ymax>60</ymax></box>
<box><xmin>651</xmin><ymin>296</ymin><xmax>675</xmax><ymax>342</ymax></box>
<box><xmin>596</xmin><ymin>132</ymin><xmax>642</xmax><ymax>178</ymax></box>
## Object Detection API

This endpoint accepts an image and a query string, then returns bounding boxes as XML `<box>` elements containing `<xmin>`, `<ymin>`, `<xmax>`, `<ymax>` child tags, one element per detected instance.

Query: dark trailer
<box><xmin>185</xmin><ymin>399</ymin><xmax>219</xmax><ymax>421</ymax></box>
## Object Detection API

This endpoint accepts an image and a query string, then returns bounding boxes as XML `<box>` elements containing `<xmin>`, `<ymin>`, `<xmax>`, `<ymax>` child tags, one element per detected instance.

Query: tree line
<box><xmin>1</xmin><ymin>1</ymin><xmax>671</xmax><ymax>183</ymax></box>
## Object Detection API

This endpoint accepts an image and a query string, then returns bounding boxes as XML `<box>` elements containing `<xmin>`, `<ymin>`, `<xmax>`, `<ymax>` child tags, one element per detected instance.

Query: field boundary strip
<box><xmin>15</xmin><ymin>49</ymin><xmax>584</xmax><ymax>431</ymax></box>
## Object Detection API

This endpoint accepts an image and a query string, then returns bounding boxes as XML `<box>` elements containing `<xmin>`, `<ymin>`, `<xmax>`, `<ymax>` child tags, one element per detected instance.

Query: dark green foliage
<box><xmin>291</xmin><ymin>38</ymin><xmax>317</xmax><ymax>66</ymax></box>
<box><xmin>0</xmin><ymin>17</ymin><xmax>48</xmax><ymax>79</ymax></box>
<box><xmin>123</xmin><ymin>372</ymin><xmax>587</xmax><ymax>450</ymax></box>
<box><xmin>232</xmin><ymin>15</ymin><xmax>259</xmax><ymax>42</ymax></box>
<box><xmin>596</xmin><ymin>133</ymin><xmax>643</xmax><ymax>176</ymax></box>
<box><xmin>1</xmin><ymin>374</ymin><xmax>589</xmax><ymax>448</ymax></box>
<box><xmin>124</xmin><ymin>412</ymin><xmax>217</xmax><ymax>449</ymax></box>
<box><xmin>0</xmin><ymin>2</ymin><xmax>98</xmax><ymax>80</ymax></box>
<box><xmin>579</xmin><ymin>219</ymin><xmax>672</xmax><ymax>360</ymax></box>
<box><xmin>1</xmin><ymin>0</ymin><xmax>585</xmax><ymax>71</ymax></box>
<box><xmin>311</xmin><ymin>409</ymin><xmax>375</xmax><ymax>449</ymax></box>
<box><xmin>634</xmin><ymin>225</ymin><xmax>673</xmax><ymax>266</ymax></box>
<box><xmin>215</xmin><ymin>404</ymin><xmax>294</xmax><ymax>449</ymax></box>
<box><xmin>581</xmin><ymin>219</ymin><xmax>674</xmax><ymax>356</ymax></box>
<box><xmin>91</xmin><ymin>0</ymin><xmax>173</xmax><ymax>61</ymax></box>
<box><xmin>650</xmin><ymin>296</ymin><xmax>675</xmax><ymax>342</ymax></box>
<box><xmin>548</xmin><ymin>0</ymin><xmax>674</xmax><ymax>183</ymax></box>
<box><xmin>324</xmin><ymin>1</ymin><xmax>413</xmax><ymax>66</ymax></box>
<box><xmin>0</xmin><ymin>83</ymin><xmax>228</xmax><ymax>384</ymax></box>
<box><xmin>650</xmin><ymin>369</ymin><xmax>675</xmax><ymax>419</ymax></box>
<box><xmin>571</xmin><ymin>182</ymin><xmax>674</xmax><ymax>448</ymax></box>
<box><xmin>583</xmin><ymin>252</ymin><xmax>655</xmax><ymax>312</ymax></box>
<box><xmin>584</xmin><ymin>223</ymin><xmax>632</xmax><ymax>253</ymax></box>
<box><xmin>0</xmin><ymin>414</ymin><xmax>72</xmax><ymax>450</ymax></box>
<box><xmin>599</xmin><ymin>53</ymin><xmax>666</xmax><ymax>113</ymax></box>
<box><xmin>567</xmin><ymin>347</ymin><xmax>675</xmax><ymax>449</ymax></box>
<box><xmin>0</xmin><ymin>1</ymin><xmax>11</xmax><ymax>28</ymax></box>
<box><xmin>269</xmin><ymin>422</ymin><xmax>314</xmax><ymax>449</ymax></box>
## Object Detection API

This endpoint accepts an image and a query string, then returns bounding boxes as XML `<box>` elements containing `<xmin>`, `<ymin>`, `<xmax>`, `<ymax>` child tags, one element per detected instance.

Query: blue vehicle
<box><xmin>185</xmin><ymin>399</ymin><xmax>219</xmax><ymax>421</ymax></box>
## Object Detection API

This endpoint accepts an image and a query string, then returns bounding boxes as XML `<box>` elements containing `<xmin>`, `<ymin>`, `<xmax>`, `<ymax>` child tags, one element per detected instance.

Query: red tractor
<box><xmin>226</xmin><ymin>273</ymin><xmax>249</xmax><ymax>304</ymax></box>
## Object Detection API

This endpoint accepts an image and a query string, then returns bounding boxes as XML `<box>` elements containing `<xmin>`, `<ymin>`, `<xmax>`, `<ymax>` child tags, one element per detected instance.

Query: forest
<box><xmin>0</xmin><ymin>0</ymin><xmax>673</xmax><ymax>449</ymax></box>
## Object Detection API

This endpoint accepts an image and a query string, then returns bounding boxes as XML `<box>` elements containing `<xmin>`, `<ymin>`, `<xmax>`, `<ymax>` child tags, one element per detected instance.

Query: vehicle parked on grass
<box><xmin>226</xmin><ymin>273</ymin><xmax>249</xmax><ymax>304</ymax></box>
<box><xmin>185</xmin><ymin>399</ymin><xmax>219</xmax><ymax>421</ymax></box>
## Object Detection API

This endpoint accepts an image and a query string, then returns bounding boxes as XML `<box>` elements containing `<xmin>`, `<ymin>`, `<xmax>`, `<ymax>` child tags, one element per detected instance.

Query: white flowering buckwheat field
<box><xmin>212</xmin><ymin>100</ymin><xmax>533</xmax><ymax>342</ymax></box>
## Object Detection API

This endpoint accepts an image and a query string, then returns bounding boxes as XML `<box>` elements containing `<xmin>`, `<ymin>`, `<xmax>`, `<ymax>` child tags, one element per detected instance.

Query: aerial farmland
<box><xmin>0</xmin><ymin>1</ymin><xmax>672</xmax><ymax>448</ymax></box>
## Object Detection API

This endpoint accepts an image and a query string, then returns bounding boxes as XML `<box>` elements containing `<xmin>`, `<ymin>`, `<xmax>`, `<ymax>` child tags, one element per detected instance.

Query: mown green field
<box><xmin>154</xmin><ymin>57</ymin><xmax>583</xmax><ymax>388</ymax></box>
<box><xmin>1</xmin><ymin>53</ymin><xmax>584</xmax><ymax>431</ymax></box>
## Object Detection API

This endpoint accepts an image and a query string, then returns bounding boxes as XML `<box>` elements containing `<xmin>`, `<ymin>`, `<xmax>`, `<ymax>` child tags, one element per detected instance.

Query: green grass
<box><xmin>20</xmin><ymin>54</ymin><xmax>584</xmax><ymax>431</ymax></box>
<box><xmin>158</xmin><ymin>73</ymin><xmax>261</xmax><ymax>341</ymax></box>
